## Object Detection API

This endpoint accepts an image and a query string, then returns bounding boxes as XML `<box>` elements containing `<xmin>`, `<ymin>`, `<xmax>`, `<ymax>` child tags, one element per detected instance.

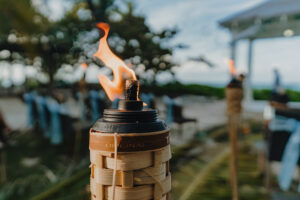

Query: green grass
<box><xmin>172</xmin><ymin>125</ymin><xmax>268</xmax><ymax>200</ymax></box>
<box><xmin>0</xmin><ymin>130</ymin><xmax>90</xmax><ymax>200</ymax></box>
<box><xmin>187</xmin><ymin>150</ymin><xmax>267</xmax><ymax>200</ymax></box>
<box><xmin>2</xmin><ymin>120</ymin><xmax>296</xmax><ymax>200</ymax></box>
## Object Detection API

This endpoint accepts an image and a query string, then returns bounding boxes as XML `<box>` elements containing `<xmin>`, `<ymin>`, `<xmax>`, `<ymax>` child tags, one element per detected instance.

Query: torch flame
<box><xmin>228</xmin><ymin>59</ymin><xmax>236</xmax><ymax>76</ymax></box>
<box><xmin>94</xmin><ymin>22</ymin><xmax>136</xmax><ymax>101</ymax></box>
<box><xmin>81</xmin><ymin>63</ymin><xmax>88</xmax><ymax>69</ymax></box>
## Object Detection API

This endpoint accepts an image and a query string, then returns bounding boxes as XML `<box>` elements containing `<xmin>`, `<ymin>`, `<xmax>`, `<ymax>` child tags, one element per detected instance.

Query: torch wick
<box><xmin>125</xmin><ymin>80</ymin><xmax>139</xmax><ymax>100</ymax></box>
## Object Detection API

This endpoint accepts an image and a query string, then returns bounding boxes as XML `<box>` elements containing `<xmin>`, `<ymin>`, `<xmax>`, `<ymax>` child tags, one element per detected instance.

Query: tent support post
<box><xmin>230</xmin><ymin>41</ymin><xmax>236</xmax><ymax>63</ymax></box>
<box><xmin>245</xmin><ymin>39</ymin><xmax>254</xmax><ymax>102</ymax></box>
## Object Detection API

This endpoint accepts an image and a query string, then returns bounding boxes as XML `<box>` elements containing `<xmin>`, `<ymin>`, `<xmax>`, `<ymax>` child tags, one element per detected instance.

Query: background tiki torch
<box><xmin>89</xmin><ymin>80</ymin><xmax>171</xmax><ymax>200</ymax></box>
<box><xmin>226</xmin><ymin>60</ymin><xmax>244</xmax><ymax>200</ymax></box>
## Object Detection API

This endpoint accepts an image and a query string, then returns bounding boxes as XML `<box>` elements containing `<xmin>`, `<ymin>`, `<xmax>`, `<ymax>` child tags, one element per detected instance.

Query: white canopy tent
<box><xmin>219</xmin><ymin>0</ymin><xmax>300</xmax><ymax>102</ymax></box>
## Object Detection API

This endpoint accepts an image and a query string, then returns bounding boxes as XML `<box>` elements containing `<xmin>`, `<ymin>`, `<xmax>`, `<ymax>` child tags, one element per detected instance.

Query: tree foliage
<box><xmin>109</xmin><ymin>2</ymin><xmax>178</xmax><ymax>81</ymax></box>
<box><xmin>0</xmin><ymin>0</ymin><xmax>180</xmax><ymax>86</ymax></box>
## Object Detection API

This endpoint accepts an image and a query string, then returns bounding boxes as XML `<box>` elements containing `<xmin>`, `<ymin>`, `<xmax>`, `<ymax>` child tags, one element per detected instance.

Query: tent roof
<box><xmin>219</xmin><ymin>0</ymin><xmax>300</xmax><ymax>41</ymax></box>
<box><xmin>220</xmin><ymin>0</ymin><xmax>300</xmax><ymax>27</ymax></box>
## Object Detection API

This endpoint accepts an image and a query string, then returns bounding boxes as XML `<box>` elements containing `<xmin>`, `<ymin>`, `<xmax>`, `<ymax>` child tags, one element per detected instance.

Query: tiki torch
<box><xmin>89</xmin><ymin>80</ymin><xmax>171</xmax><ymax>200</ymax></box>
<box><xmin>89</xmin><ymin>22</ymin><xmax>171</xmax><ymax>200</ymax></box>
<box><xmin>225</xmin><ymin>60</ymin><xmax>244</xmax><ymax>200</ymax></box>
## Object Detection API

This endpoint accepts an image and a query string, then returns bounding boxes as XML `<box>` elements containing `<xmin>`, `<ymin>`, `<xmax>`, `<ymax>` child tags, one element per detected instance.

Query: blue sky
<box><xmin>131</xmin><ymin>0</ymin><xmax>300</xmax><ymax>86</ymax></box>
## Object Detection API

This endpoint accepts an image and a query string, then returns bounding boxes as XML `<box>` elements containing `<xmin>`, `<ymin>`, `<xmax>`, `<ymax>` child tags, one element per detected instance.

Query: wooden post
<box><xmin>226</xmin><ymin>82</ymin><xmax>243</xmax><ymax>200</ymax></box>
<box><xmin>230</xmin><ymin>41</ymin><xmax>236</xmax><ymax>64</ymax></box>
<box><xmin>0</xmin><ymin>149</ymin><xmax>7</xmax><ymax>183</ymax></box>
<box><xmin>265</xmin><ymin>156</ymin><xmax>271</xmax><ymax>192</ymax></box>
<box><xmin>245</xmin><ymin>39</ymin><xmax>254</xmax><ymax>102</ymax></box>
<box><xmin>228</xmin><ymin>114</ymin><xmax>239</xmax><ymax>200</ymax></box>
<box><xmin>228</xmin><ymin>42</ymin><xmax>241</xmax><ymax>199</ymax></box>
<box><xmin>73</xmin><ymin>121</ymin><xmax>82</xmax><ymax>162</ymax></box>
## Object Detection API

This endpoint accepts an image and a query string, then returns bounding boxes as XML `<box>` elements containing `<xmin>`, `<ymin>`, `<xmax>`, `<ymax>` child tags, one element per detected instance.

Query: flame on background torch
<box><xmin>81</xmin><ymin>63</ymin><xmax>88</xmax><ymax>69</ymax></box>
<box><xmin>228</xmin><ymin>59</ymin><xmax>236</xmax><ymax>77</ymax></box>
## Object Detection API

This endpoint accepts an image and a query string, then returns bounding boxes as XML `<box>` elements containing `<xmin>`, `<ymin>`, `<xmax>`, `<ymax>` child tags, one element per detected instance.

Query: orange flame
<box><xmin>228</xmin><ymin>59</ymin><xmax>236</xmax><ymax>76</ymax></box>
<box><xmin>81</xmin><ymin>63</ymin><xmax>88</xmax><ymax>69</ymax></box>
<box><xmin>94</xmin><ymin>23</ymin><xmax>136</xmax><ymax>101</ymax></box>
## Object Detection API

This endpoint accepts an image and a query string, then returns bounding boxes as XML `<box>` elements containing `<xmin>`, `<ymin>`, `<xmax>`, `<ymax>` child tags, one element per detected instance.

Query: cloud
<box><xmin>32</xmin><ymin>0</ymin><xmax>73</xmax><ymax>21</ymax></box>
<box><xmin>133</xmin><ymin>0</ymin><xmax>300</xmax><ymax>87</ymax></box>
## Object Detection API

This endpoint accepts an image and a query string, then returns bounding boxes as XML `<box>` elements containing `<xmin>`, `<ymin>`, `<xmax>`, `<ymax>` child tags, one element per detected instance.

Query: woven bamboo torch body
<box><xmin>226</xmin><ymin>83</ymin><xmax>243</xmax><ymax>115</ymax></box>
<box><xmin>226</xmin><ymin>81</ymin><xmax>243</xmax><ymax>200</ymax></box>
<box><xmin>89</xmin><ymin>82</ymin><xmax>171</xmax><ymax>200</ymax></box>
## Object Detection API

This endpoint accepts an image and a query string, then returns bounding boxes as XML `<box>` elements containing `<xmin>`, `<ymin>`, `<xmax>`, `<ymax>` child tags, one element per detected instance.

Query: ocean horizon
<box><xmin>180</xmin><ymin>81</ymin><xmax>300</xmax><ymax>91</ymax></box>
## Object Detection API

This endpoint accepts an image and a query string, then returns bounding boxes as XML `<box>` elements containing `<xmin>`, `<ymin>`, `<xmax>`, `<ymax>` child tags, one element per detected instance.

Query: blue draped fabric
<box><xmin>163</xmin><ymin>96</ymin><xmax>174</xmax><ymax>125</ymax></box>
<box><xmin>23</xmin><ymin>92</ymin><xmax>36</xmax><ymax>127</ymax></box>
<box><xmin>90</xmin><ymin>90</ymin><xmax>101</xmax><ymax>122</ymax></box>
<box><xmin>35</xmin><ymin>96</ymin><xmax>48</xmax><ymax>134</ymax></box>
<box><xmin>46</xmin><ymin>99</ymin><xmax>63</xmax><ymax>145</ymax></box>
<box><xmin>278</xmin><ymin>121</ymin><xmax>300</xmax><ymax>191</ymax></box>
<box><xmin>141</xmin><ymin>93</ymin><xmax>154</xmax><ymax>108</ymax></box>
<box><xmin>273</xmin><ymin>69</ymin><xmax>281</xmax><ymax>94</ymax></box>
<box><xmin>112</xmin><ymin>98</ymin><xmax>120</xmax><ymax>109</ymax></box>
<box><xmin>77</xmin><ymin>92</ymin><xmax>87</xmax><ymax>121</ymax></box>
<box><xmin>267</xmin><ymin>114</ymin><xmax>300</xmax><ymax>191</ymax></box>
<box><xmin>269</xmin><ymin>116</ymin><xmax>297</xmax><ymax>132</ymax></box>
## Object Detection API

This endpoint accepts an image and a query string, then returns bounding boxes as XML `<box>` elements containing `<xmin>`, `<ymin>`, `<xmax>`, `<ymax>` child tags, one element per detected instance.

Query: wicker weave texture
<box><xmin>226</xmin><ymin>87</ymin><xmax>243</xmax><ymax>115</ymax></box>
<box><xmin>90</xmin><ymin>132</ymin><xmax>171</xmax><ymax>200</ymax></box>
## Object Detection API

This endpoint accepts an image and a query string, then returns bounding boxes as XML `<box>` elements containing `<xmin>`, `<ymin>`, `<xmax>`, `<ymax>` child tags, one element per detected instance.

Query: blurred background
<box><xmin>1</xmin><ymin>0</ymin><xmax>300</xmax><ymax>199</ymax></box>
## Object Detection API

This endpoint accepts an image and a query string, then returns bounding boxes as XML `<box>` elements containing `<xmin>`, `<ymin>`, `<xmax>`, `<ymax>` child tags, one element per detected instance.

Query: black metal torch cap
<box><xmin>91</xmin><ymin>80</ymin><xmax>168</xmax><ymax>133</ymax></box>
<box><xmin>92</xmin><ymin>108</ymin><xmax>167</xmax><ymax>133</ymax></box>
